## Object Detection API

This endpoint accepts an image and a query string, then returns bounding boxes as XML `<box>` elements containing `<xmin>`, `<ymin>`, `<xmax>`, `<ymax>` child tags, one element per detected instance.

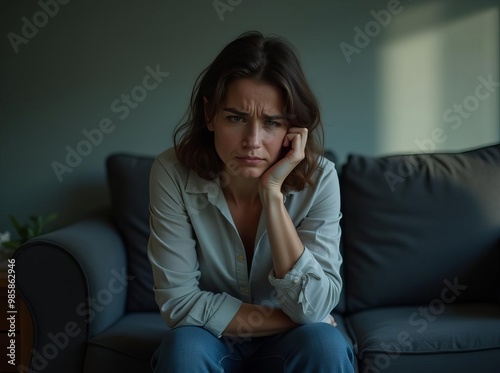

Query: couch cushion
<box><xmin>340</xmin><ymin>143</ymin><xmax>500</xmax><ymax>313</ymax></box>
<box><xmin>347</xmin><ymin>304</ymin><xmax>500</xmax><ymax>373</ymax></box>
<box><xmin>107</xmin><ymin>154</ymin><xmax>157</xmax><ymax>312</ymax></box>
<box><xmin>84</xmin><ymin>312</ymin><xmax>167</xmax><ymax>373</ymax></box>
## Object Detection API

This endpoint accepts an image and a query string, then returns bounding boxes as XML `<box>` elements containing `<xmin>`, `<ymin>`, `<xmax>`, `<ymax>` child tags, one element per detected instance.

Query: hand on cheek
<box><xmin>260</xmin><ymin>127</ymin><xmax>308</xmax><ymax>193</ymax></box>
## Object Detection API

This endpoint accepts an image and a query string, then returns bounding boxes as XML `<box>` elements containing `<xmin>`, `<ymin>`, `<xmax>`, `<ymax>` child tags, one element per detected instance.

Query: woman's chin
<box><xmin>229</xmin><ymin>167</ymin><xmax>265</xmax><ymax>180</ymax></box>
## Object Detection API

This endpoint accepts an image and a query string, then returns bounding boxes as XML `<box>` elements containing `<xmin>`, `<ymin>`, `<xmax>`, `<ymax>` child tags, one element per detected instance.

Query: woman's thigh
<box><xmin>247</xmin><ymin>323</ymin><xmax>354</xmax><ymax>373</ymax></box>
<box><xmin>151</xmin><ymin>326</ymin><xmax>244</xmax><ymax>373</ymax></box>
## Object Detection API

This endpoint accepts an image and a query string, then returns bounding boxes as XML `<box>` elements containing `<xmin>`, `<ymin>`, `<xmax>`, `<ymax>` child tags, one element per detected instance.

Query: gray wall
<box><xmin>1</xmin><ymin>0</ymin><xmax>498</xmax><ymax>233</ymax></box>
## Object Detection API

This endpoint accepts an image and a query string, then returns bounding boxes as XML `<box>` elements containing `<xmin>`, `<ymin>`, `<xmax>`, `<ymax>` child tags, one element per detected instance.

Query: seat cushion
<box><xmin>340</xmin><ymin>143</ymin><xmax>500</xmax><ymax>312</ymax></box>
<box><xmin>347</xmin><ymin>303</ymin><xmax>500</xmax><ymax>373</ymax></box>
<box><xmin>84</xmin><ymin>312</ymin><xmax>167</xmax><ymax>373</ymax></box>
<box><xmin>107</xmin><ymin>154</ymin><xmax>157</xmax><ymax>312</ymax></box>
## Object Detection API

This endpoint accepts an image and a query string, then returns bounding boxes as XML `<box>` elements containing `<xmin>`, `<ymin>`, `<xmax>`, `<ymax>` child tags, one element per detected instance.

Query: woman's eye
<box><xmin>266</xmin><ymin>120</ymin><xmax>281</xmax><ymax>127</ymax></box>
<box><xmin>227</xmin><ymin>115</ymin><xmax>244</xmax><ymax>123</ymax></box>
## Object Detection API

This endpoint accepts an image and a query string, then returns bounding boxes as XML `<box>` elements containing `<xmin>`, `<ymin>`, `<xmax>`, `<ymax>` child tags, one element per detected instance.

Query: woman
<box><xmin>148</xmin><ymin>31</ymin><xmax>354</xmax><ymax>372</ymax></box>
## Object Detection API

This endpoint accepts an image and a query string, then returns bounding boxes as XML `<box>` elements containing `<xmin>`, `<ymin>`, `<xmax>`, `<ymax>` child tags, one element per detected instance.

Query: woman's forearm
<box><xmin>223</xmin><ymin>303</ymin><xmax>297</xmax><ymax>337</ymax></box>
<box><xmin>261</xmin><ymin>189</ymin><xmax>304</xmax><ymax>278</ymax></box>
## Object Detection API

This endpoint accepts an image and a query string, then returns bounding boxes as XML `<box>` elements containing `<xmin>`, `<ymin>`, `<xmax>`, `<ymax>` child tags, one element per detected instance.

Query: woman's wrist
<box><xmin>224</xmin><ymin>304</ymin><xmax>297</xmax><ymax>337</ymax></box>
<box><xmin>259</xmin><ymin>186</ymin><xmax>283</xmax><ymax>208</ymax></box>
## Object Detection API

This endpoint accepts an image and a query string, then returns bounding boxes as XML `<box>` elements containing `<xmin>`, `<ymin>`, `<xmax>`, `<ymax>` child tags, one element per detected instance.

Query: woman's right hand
<box><xmin>322</xmin><ymin>314</ymin><xmax>337</xmax><ymax>327</ymax></box>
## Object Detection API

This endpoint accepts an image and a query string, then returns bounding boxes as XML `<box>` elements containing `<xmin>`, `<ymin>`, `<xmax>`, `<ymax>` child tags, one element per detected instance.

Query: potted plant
<box><xmin>0</xmin><ymin>213</ymin><xmax>58</xmax><ymax>268</ymax></box>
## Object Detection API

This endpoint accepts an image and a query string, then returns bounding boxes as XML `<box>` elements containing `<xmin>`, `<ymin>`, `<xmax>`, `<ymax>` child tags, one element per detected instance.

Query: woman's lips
<box><xmin>236</xmin><ymin>156</ymin><xmax>263</xmax><ymax>165</ymax></box>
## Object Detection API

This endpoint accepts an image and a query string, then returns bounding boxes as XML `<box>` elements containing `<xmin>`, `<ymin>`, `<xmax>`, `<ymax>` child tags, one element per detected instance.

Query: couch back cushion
<box><xmin>340</xmin><ymin>143</ymin><xmax>500</xmax><ymax>313</ymax></box>
<box><xmin>107</xmin><ymin>154</ymin><xmax>158</xmax><ymax>312</ymax></box>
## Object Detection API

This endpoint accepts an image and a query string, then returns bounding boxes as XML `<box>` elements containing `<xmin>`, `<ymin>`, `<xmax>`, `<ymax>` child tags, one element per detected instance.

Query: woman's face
<box><xmin>206</xmin><ymin>78</ymin><xmax>289</xmax><ymax>180</ymax></box>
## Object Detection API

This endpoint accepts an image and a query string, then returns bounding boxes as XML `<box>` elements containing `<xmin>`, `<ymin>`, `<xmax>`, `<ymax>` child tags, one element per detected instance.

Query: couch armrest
<box><xmin>13</xmin><ymin>213</ymin><xmax>129</xmax><ymax>373</ymax></box>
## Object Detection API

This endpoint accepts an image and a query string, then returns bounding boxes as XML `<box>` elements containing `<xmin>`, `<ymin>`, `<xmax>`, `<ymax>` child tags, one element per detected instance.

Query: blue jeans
<box><xmin>151</xmin><ymin>323</ymin><xmax>354</xmax><ymax>372</ymax></box>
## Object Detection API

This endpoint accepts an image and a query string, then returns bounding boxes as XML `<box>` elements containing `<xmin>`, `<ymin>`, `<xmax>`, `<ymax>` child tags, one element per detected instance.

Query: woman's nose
<box><xmin>243</xmin><ymin>123</ymin><xmax>261</xmax><ymax>148</ymax></box>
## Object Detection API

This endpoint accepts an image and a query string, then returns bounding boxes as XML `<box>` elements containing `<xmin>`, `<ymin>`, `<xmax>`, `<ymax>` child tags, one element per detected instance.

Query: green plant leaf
<box><xmin>8</xmin><ymin>214</ymin><xmax>22</xmax><ymax>233</ymax></box>
<box><xmin>34</xmin><ymin>215</ymin><xmax>43</xmax><ymax>236</ymax></box>
<box><xmin>45</xmin><ymin>212</ymin><xmax>58</xmax><ymax>223</ymax></box>
<box><xmin>7</xmin><ymin>212</ymin><xmax>59</xmax><ymax>244</ymax></box>
<box><xmin>27</xmin><ymin>227</ymin><xmax>36</xmax><ymax>239</ymax></box>
<box><xmin>2</xmin><ymin>241</ymin><xmax>20</xmax><ymax>249</ymax></box>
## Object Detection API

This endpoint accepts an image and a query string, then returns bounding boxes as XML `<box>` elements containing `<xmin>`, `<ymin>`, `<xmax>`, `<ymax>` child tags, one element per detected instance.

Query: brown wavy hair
<box><xmin>173</xmin><ymin>31</ymin><xmax>324</xmax><ymax>192</ymax></box>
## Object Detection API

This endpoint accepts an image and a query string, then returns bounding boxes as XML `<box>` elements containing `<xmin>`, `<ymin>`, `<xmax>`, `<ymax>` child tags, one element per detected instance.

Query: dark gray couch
<box><xmin>14</xmin><ymin>143</ymin><xmax>500</xmax><ymax>372</ymax></box>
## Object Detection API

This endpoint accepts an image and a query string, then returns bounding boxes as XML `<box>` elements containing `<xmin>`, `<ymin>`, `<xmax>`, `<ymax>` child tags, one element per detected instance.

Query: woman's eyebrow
<box><xmin>223</xmin><ymin>107</ymin><xmax>249</xmax><ymax>116</ymax></box>
<box><xmin>223</xmin><ymin>107</ymin><xmax>288</xmax><ymax>120</ymax></box>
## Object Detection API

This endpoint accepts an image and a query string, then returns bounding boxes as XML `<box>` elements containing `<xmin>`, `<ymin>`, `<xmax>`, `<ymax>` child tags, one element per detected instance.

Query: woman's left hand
<box><xmin>260</xmin><ymin>127</ymin><xmax>308</xmax><ymax>193</ymax></box>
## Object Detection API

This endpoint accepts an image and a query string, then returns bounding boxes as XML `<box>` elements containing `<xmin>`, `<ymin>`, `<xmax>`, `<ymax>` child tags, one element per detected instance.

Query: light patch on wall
<box><xmin>375</xmin><ymin>3</ymin><xmax>499</xmax><ymax>155</ymax></box>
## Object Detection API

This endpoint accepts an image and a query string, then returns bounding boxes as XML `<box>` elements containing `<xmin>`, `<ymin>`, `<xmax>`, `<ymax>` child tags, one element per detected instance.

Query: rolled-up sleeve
<box><xmin>147</xmin><ymin>157</ymin><xmax>242</xmax><ymax>337</ymax></box>
<box><xmin>268</xmin><ymin>161</ymin><xmax>343</xmax><ymax>324</ymax></box>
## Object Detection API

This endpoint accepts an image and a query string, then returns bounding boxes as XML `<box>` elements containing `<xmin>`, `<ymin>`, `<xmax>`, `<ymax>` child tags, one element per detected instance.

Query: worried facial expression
<box><xmin>206</xmin><ymin>78</ymin><xmax>289</xmax><ymax>179</ymax></box>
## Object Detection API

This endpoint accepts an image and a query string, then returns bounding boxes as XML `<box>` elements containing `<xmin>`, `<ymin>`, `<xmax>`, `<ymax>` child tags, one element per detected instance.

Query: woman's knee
<box><xmin>287</xmin><ymin>323</ymin><xmax>354</xmax><ymax>370</ymax></box>
<box><xmin>161</xmin><ymin>326</ymin><xmax>216</xmax><ymax>353</ymax></box>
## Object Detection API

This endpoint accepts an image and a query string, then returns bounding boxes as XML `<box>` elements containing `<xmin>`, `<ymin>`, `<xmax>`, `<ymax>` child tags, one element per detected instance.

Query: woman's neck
<box><xmin>222</xmin><ymin>176</ymin><xmax>261</xmax><ymax>207</ymax></box>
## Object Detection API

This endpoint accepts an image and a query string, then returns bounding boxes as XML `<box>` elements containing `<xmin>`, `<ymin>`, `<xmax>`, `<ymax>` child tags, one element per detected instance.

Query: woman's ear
<box><xmin>203</xmin><ymin>97</ymin><xmax>214</xmax><ymax>131</ymax></box>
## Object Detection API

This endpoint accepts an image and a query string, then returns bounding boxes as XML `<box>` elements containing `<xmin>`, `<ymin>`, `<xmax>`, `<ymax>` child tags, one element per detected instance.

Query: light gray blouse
<box><xmin>147</xmin><ymin>147</ymin><xmax>343</xmax><ymax>338</ymax></box>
